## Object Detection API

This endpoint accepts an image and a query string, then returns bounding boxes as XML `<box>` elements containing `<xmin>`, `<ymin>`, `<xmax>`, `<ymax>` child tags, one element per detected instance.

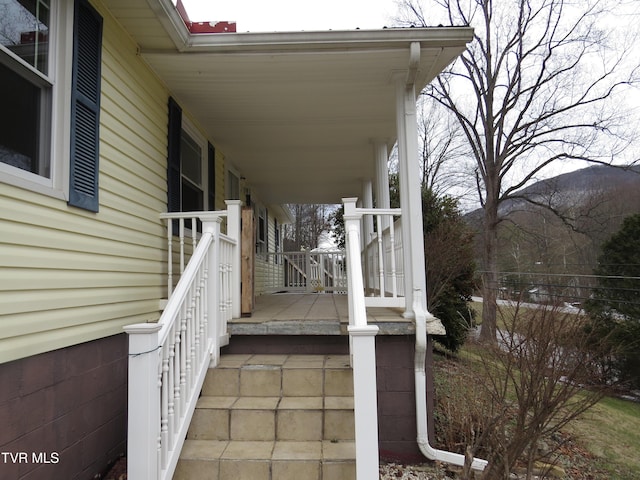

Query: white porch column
<box><xmin>394</xmin><ymin>42</ymin><xmax>428</xmax><ymax>318</ymax></box>
<box><xmin>225</xmin><ymin>200</ymin><xmax>242</xmax><ymax>320</ymax></box>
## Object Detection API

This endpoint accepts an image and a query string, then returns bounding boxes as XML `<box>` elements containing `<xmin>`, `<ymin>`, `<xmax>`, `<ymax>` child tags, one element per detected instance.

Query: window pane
<box><xmin>181</xmin><ymin>130</ymin><xmax>201</xmax><ymax>186</ymax></box>
<box><xmin>0</xmin><ymin>0</ymin><xmax>50</xmax><ymax>74</ymax></box>
<box><xmin>226</xmin><ymin>170</ymin><xmax>240</xmax><ymax>200</ymax></box>
<box><xmin>182</xmin><ymin>180</ymin><xmax>203</xmax><ymax>212</ymax></box>
<box><xmin>0</xmin><ymin>61</ymin><xmax>48</xmax><ymax>175</ymax></box>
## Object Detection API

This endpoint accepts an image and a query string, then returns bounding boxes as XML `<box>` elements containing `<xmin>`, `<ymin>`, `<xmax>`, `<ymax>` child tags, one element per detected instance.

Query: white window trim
<box><xmin>0</xmin><ymin>0</ymin><xmax>74</xmax><ymax>201</ymax></box>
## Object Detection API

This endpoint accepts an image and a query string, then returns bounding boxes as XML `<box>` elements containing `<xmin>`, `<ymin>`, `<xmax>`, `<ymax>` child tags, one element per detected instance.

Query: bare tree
<box><xmin>435</xmin><ymin>304</ymin><xmax>616</xmax><ymax>479</ymax></box>
<box><xmin>417</xmin><ymin>97</ymin><xmax>473</xmax><ymax>198</ymax></box>
<box><xmin>282</xmin><ymin>204</ymin><xmax>332</xmax><ymax>250</ymax></box>
<box><xmin>395</xmin><ymin>0</ymin><xmax>640</xmax><ymax>342</ymax></box>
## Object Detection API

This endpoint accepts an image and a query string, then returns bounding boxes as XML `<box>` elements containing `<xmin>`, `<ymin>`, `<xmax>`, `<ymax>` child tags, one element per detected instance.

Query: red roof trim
<box><xmin>175</xmin><ymin>0</ymin><xmax>236</xmax><ymax>34</ymax></box>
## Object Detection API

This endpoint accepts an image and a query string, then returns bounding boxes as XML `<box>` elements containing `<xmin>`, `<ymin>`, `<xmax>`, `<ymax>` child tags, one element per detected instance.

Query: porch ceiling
<box><xmin>104</xmin><ymin>0</ymin><xmax>473</xmax><ymax>205</ymax></box>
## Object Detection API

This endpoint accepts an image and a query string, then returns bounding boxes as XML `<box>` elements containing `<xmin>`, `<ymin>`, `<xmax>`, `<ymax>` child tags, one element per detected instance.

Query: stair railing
<box><xmin>124</xmin><ymin>202</ymin><xmax>241</xmax><ymax>480</ymax></box>
<box><xmin>264</xmin><ymin>250</ymin><xmax>347</xmax><ymax>293</ymax></box>
<box><xmin>342</xmin><ymin>197</ymin><xmax>381</xmax><ymax>480</ymax></box>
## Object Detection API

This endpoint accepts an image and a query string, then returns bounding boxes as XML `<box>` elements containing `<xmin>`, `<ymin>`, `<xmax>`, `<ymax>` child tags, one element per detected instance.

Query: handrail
<box><xmin>160</xmin><ymin>210</ymin><xmax>229</xmax><ymax>296</ymax></box>
<box><xmin>125</xmin><ymin>202</ymin><xmax>242</xmax><ymax>480</ymax></box>
<box><xmin>343</xmin><ymin>197</ymin><xmax>380</xmax><ymax>479</ymax></box>
<box><xmin>124</xmin><ymin>229</ymin><xmax>216</xmax><ymax>480</ymax></box>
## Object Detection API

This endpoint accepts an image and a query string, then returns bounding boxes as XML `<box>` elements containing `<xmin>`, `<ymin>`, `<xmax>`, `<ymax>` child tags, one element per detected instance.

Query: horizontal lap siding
<box><xmin>255</xmin><ymin>210</ymin><xmax>283</xmax><ymax>295</ymax></box>
<box><xmin>0</xmin><ymin>0</ymin><xmax>169</xmax><ymax>363</ymax></box>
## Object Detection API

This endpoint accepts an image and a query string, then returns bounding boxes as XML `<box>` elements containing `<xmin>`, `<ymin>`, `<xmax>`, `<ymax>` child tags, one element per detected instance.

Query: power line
<box><xmin>478</xmin><ymin>270</ymin><xmax>640</xmax><ymax>281</ymax></box>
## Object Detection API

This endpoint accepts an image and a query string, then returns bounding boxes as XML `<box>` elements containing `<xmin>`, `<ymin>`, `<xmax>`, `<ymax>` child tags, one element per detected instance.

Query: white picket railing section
<box><xmin>124</xmin><ymin>204</ymin><xmax>241</xmax><ymax>480</ymax></box>
<box><xmin>264</xmin><ymin>250</ymin><xmax>347</xmax><ymax>293</ymax></box>
<box><xmin>359</xmin><ymin>207</ymin><xmax>405</xmax><ymax>308</ymax></box>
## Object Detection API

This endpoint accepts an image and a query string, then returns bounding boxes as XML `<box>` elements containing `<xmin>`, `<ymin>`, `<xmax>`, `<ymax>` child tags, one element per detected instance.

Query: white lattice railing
<box><xmin>264</xmin><ymin>250</ymin><xmax>347</xmax><ymax>293</ymax></box>
<box><xmin>124</xmin><ymin>202</ymin><xmax>241</xmax><ymax>480</ymax></box>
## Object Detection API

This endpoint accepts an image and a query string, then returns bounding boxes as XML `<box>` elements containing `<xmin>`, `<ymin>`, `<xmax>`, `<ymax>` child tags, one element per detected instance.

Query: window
<box><xmin>0</xmin><ymin>0</ymin><xmax>52</xmax><ymax>178</ymax></box>
<box><xmin>180</xmin><ymin>128</ymin><xmax>203</xmax><ymax>211</ymax></box>
<box><xmin>256</xmin><ymin>206</ymin><xmax>267</xmax><ymax>256</ymax></box>
<box><xmin>167</xmin><ymin>97</ymin><xmax>215</xmax><ymax>213</ymax></box>
<box><xmin>0</xmin><ymin>0</ymin><xmax>103</xmax><ymax>210</ymax></box>
<box><xmin>226</xmin><ymin>170</ymin><xmax>240</xmax><ymax>200</ymax></box>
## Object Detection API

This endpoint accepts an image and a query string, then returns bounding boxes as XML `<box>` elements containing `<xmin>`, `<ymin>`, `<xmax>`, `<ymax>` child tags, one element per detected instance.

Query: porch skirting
<box><xmin>0</xmin><ymin>334</ymin><xmax>127</xmax><ymax>480</ymax></box>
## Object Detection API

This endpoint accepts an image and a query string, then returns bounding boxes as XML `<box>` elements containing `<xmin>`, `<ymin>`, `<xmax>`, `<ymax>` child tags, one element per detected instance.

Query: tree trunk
<box><xmin>480</xmin><ymin>197</ymin><xmax>499</xmax><ymax>343</ymax></box>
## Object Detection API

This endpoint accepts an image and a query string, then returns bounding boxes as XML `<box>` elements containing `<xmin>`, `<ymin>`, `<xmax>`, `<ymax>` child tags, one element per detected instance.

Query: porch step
<box><xmin>173</xmin><ymin>354</ymin><xmax>356</xmax><ymax>480</ymax></box>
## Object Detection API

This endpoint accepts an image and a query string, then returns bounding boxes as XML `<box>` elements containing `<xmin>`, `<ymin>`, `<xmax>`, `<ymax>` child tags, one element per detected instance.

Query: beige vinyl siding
<box><xmin>0</xmin><ymin>0</ymin><xmax>170</xmax><ymax>363</ymax></box>
<box><xmin>254</xmin><ymin>208</ymin><xmax>284</xmax><ymax>295</ymax></box>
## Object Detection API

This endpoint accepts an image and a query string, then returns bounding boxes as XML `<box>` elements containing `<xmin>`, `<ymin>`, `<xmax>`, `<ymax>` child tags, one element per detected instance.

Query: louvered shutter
<box><xmin>208</xmin><ymin>142</ymin><xmax>215</xmax><ymax>210</ymax></box>
<box><xmin>68</xmin><ymin>0</ymin><xmax>103</xmax><ymax>212</ymax></box>
<box><xmin>167</xmin><ymin>97</ymin><xmax>182</xmax><ymax>213</ymax></box>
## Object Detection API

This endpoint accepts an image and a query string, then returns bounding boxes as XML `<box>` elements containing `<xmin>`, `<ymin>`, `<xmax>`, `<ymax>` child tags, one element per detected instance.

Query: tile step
<box><xmin>188</xmin><ymin>395</ymin><xmax>355</xmax><ymax>442</ymax></box>
<box><xmin>173</xmin><ymin>440</ymin><xmax>356</xmax><ymax>480</ymax></box>
<box><xmin>202</xmin><ymin>354</ymin><xmax>354</xmax><ymax>398</ymax></box>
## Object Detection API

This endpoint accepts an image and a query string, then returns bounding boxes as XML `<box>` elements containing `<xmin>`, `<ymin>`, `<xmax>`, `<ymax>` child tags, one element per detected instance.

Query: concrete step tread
<box><xmin>196</xmin><ymin>395</ymin><xmax>354</xmax><ymax>410</ymax></box>
<box><xmin>217</xmin><ymin>353</ymin><xmax>352</xmax><ymax>369</ymax></box>
<box><xmin>180</xmin><ymin>439</ymin><xmax>356</xmax><ymax>462</ymax></box>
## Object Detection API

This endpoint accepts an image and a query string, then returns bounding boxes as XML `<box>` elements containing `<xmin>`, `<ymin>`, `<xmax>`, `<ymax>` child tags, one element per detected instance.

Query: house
<box><xmin>0</xmin><ymin>0</ymin><xmax>474</xmax><ymax>479</ymax></box>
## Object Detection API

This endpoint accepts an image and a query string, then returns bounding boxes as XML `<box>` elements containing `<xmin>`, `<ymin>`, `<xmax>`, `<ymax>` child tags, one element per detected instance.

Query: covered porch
<box><xmin>229</xmin><ymin>293</ymin><xmax>414</xmax><ymax>336</ymax></box>
<box><xmin>113</xmin><ymin>1</ymin><xmax>476</xmax><ymax>477</ymax></box>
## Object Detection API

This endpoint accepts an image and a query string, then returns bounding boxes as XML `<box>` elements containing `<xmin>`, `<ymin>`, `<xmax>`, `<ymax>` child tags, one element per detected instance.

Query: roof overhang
<box><xmin>104</xmin><ymin>0</ymin><xmax>473</xmax><ymax>204</ymax></box>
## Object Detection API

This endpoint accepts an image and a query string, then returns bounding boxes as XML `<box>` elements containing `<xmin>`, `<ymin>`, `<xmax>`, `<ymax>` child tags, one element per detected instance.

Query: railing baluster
<box><xmin>158</xmin><ymin>349</ymin><xmax>170</xmax><ymax>469</ymax></box>
<box><xmin>376</xmin><ymin>215</ymin><xmax>385</xmax><ymax>297</ymax></box>
<box><xmin>389</xmin><ymin>219</ymin><xmax>398</xmax><ymax>298</ymax></box>
<box><xmin>179</xmin><ymin>219</ymin><xmax>185</xmax><ymax>275</ymax></box>
<box><xmin>191</xmin><ymin>217</ymin><xmax>197</xmax><ymax>252</ymax></box>
<box><xmin>162</xmin><ymin>324</ymin><xmax>176</xmax><ymax>464</ymax></box>
<box><xmin>167</xmin><ymin>221</ymin><xmax>173</xmax><ymax>296</ymax></box>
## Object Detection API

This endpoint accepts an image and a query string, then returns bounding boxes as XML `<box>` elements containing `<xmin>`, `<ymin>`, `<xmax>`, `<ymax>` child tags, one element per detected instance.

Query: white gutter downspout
<box><xmin>414</xmin><ymin>295</ymin><xmax>488</xmax><ymax>471</ymax></box>
<box><xmin>401</xmin><ymin>42</ymin><xmax>488</xmax><ymax>472</ymax></box>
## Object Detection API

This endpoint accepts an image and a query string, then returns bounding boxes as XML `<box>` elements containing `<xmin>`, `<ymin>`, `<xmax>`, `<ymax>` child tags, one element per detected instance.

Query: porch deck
<box><xmin>228</xmin><ymin>293</ymin><xmax>414</xmax><ymax>336</ymax></box>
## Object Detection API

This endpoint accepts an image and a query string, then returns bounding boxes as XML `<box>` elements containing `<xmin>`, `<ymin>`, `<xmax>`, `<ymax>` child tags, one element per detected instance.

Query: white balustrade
<box><xmin>264</xmin><ymin>250</ymin><xmax>347</xmax><ymax>294</ymax></box>
<box><xmin>345</xmin><ymin>202</ymin><xmax>405</xmax><ymax>308</ymax></box>
<box><xmin>125</xmin><ymin>203</ymin><xmax>240</xmax><ymax>480</ymax></box>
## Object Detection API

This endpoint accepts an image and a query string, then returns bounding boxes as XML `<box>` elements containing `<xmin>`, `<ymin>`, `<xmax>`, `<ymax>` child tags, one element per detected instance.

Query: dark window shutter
<box><xmin>208</xmin><ymin>142</ymin><xmax>215</xmax><ymax>210</ymax></box>
<box><xmin>167</xmin><ymin>97</ymin><xmax>182</xmax><ymax>213</ymax></box>
<box><xmin>69</xmin><ymin>0</ymin><xmax>103</xmax><ymax>212</ymax></box>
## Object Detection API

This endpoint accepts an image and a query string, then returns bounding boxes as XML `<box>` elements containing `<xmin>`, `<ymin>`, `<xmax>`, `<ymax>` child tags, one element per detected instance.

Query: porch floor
<box><xmin>228</xmin><ymin>293</ymin><xmax>414</xmax><ymax>336</ymax></box>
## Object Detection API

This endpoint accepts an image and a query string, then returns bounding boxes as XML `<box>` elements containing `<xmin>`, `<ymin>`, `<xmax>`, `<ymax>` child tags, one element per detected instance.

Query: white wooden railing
<box><xmin>124</xmin><ymin>202</ymin><xmax>241</xmax><ymax>480</ymax></box>
<box><xmin>264</xmin><ymin>250</ymin><xmax>347</xmax><ymax>293</ymax></box>
<box><xmin>342</xmin><ymin>197</ymin><xmax>381</xmax><ymax>480</ymax></box>
<box><xmin>344</xmin><ymin>200</ymin><xmax>405</xmax><ymax>308</ymax></box>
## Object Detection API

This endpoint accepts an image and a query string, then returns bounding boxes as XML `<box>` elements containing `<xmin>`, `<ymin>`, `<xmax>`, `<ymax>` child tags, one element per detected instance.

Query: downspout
<box><xmin>414</xmin><ymin>295</ymin><xmax>487</xmax><ymax>471</ymax></box>
<box><xmin>403</xmin><ymin>42</ymin><xmax>488</xmax><ymax>472</ymax></box>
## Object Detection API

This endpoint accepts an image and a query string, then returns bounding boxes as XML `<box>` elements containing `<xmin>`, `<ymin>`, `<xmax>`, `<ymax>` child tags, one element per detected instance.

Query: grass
<box><xmin>567</xmin><ymin>396</ymin><xmax>640</xmax><ymax>479</ymax></box>
<box><xmin>463</xmin><ymin>300</ymin><xmax>640</xmax><ymax>478</ymax></box>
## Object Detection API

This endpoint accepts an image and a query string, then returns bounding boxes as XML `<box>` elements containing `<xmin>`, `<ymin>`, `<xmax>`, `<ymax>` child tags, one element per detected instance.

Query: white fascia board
<box><xmin>181</xmin><ymin>27</ymin><xmax>474</xmax><ymax>53</ymax></box>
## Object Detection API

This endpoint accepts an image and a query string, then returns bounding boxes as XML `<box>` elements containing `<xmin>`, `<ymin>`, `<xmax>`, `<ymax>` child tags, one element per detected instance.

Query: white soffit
<box><xmin>108</xmin><ymin>0</ymin><xmax>473</xmax><ymax>204</ymax></box>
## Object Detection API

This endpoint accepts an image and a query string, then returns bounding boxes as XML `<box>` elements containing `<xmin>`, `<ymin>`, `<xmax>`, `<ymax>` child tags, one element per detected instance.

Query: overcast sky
<box><xmin>180</xmin><ymin>0</ymin><xmax>400</xmax><ymax>32</ymax></box>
